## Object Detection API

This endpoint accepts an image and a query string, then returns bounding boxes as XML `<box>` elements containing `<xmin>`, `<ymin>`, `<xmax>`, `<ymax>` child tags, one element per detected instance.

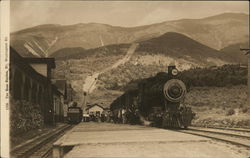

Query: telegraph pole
<box><xmin>81</xmin><ymin>77</ymin><xmax>97</xmax><ymax>111</ymax></box>
<box><xmin>82</xmin><ymin>91</ymin><xmax>87</xmax><ymax>110</ymax></box>
<box><xmin>240</xmin><ymin>48</ymin><xmax>250</xmax><ymax>106</ymax></box>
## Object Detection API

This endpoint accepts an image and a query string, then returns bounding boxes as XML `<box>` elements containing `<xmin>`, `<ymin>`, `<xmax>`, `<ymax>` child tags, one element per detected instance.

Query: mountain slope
<box><xmin>51</xmin><ymin>43</ymin><xmax>130</xmax><ymax>60</ymax></box>
<box><xmin>220</xmin><ymin>42</ymin><xmax>249</xmax><ymax>64</ymax></box>
<box><xmin>137</xmin><ymin>32</ymin><xmax>222</xmax><ymax>57</ymax></box>
<box><xmin>135</xmin><ymin>32</ymin><xmax>241</xmax><ymax>66</ymax></box>
<box><xmin>11</xmin><ymin>13</ymin><xmax>249</xmax><ymax>57</ymax></box>
<box><xmin>97</xmin><ymin>32</ymin><xmax>242</xmax><ymax>90</ymax></box>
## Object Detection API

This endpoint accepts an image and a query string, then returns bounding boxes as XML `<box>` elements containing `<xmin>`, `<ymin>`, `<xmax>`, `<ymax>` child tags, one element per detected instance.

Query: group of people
<box><xmin>81</xmin><ymin>106</ymin><xmax>141</xmax><ymax>125</ymax></box>
<box><xmin>82</xmin><ymin>111</ymin><xmax>112</xmax><ymax>122</ymax></box>
<box><xmin>112</xmin><ymin>104</ymin><xmax>141</xmax><ymax>125</ymax></box>
<box><xmin>89</xmin><ymin>112</ymin><xmax>111</xmax><ymax>122</ymax></box>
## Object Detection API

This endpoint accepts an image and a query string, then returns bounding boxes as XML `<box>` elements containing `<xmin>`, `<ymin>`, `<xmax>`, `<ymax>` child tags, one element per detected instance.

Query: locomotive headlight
<box><xmin>171</xmin><ymin>68</ymin><xmax>178</xmax><ymax>76</ymax></box>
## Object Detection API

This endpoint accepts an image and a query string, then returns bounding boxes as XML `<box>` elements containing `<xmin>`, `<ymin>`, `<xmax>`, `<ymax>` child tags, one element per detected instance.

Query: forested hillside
<box><xmin>180</xmin><ymin>65</ymin><xmax>247</xmax><ymax>87</ymax></box>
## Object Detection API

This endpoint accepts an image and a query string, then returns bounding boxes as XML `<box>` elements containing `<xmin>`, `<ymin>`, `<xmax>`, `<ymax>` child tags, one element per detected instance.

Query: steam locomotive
<box><xmin>67</xmin><ymin>102</ymin><xmax>83</xmax><ymax>124</ymax></box>
<box><xmin>110</xmin><ymin>65</ymin><xmax>195</xmax><ymax>128</ymax></box>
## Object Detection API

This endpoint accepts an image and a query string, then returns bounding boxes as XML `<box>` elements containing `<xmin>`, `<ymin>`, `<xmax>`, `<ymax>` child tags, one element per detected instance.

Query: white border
<box><xmin>1</xmin><ymin>0</ymin><xmax>10</xmax><ymax>157</ymax></box>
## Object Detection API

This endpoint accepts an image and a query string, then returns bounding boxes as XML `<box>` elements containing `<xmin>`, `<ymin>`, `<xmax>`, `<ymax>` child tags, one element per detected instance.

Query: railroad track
<box><xmin>200</xmin><ymin>126</ymin><xmax>250</xmax><ymax>133</ymax></box>
<box><xmin>178</xmin><ymin>126</ymin><xmax>250</xmax><ymax>149</ymax></box>
<box><xmin>11</xmin><ymin>124</ymin><xmax>73</xmax><ymax>158</ymax></box>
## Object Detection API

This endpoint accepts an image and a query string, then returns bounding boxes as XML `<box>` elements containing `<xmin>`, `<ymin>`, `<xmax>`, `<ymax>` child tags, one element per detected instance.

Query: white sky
<box><xmin>10</xmin><ymin>1</ymin><xmax>249</xmax><ymax>32</ymax></box>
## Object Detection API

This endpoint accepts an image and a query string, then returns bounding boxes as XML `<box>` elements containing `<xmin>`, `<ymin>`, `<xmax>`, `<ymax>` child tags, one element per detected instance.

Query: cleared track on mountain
<box><xmin>82</xmin><ymin>43</ymin><xmax>138</xmax><ymax>94</ymax></box>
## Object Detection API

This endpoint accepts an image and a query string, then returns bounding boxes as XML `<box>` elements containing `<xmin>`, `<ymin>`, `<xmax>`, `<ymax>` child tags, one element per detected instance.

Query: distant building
<box><xmin>53</xmin><ymin>79</ymin><xmax>75</xmax><ymax>120</ymax></box>
<box><xmin>52</xmin><ymin>79</ymin><xmax>74</xmax><ymax>103</ymax></box>
<box><xmin>53</xmin><ymin>80</ymin><xmax>67</xmax><ymax>97</ymax></box>
<box><xmin>52</xmin><ymin>84</ymin><xmax>64</xmax><ymax>122</ymax></box>
<box><xmin>85</xmin><ymin>104</ymin><xmax>105</xmax><ymax>116</ymax></box>
<box><xmin>66</xmin><ymin>84</ymin><xmax>75</xmax><ymax>104</ymax></box>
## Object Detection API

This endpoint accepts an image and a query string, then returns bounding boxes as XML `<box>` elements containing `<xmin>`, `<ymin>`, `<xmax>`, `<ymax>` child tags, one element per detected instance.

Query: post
<box><xmin>82</xmin><ymin>92</ymin><xmax>87</xmax><ymax>110</ymax></box>
<box><xmin>53</xmin><ymin>145</ymin><xmax>63</xmax><ymax>158</ymax></box>
<box><xmin>240</xmin><ymin>48</ymin><xmax>250</xmax><ymax>107</ymax></box>
<box><xmin>248</xmin><ymin>53</ymin><xmax>250</xmax><ymax>106</ymax></box>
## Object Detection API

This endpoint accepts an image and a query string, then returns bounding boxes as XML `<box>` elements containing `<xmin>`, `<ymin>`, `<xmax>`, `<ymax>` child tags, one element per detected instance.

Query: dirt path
<box><xmin>82</xmin><ymin>43</ymin><xmax>138</xmax><ymax>94</ymax></box>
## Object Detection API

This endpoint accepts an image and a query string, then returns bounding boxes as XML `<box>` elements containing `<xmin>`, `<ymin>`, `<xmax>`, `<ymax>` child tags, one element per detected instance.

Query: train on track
<box><xmin>110</xmin><ymin>65</ymin><xmax>195</xmax><ymax>128</ymax></box>
<box><xmin>67</xmin><ymin>102</ymin><xmax>83</xmax><ymax>124</ymax></box>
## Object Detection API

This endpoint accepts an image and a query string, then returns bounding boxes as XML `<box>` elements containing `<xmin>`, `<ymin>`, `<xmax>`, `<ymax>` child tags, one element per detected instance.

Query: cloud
<box><xmin>10</xmin><ymin>1</ymin><xmax>249</xmax><ymax>32</ymax></box>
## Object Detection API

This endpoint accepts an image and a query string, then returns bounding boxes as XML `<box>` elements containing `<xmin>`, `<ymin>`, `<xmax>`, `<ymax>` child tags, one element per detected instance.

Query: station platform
<box><xmin>53</xmin><ymin>122</ymin><xmax>246</xmax><ymax>158</ymax></box>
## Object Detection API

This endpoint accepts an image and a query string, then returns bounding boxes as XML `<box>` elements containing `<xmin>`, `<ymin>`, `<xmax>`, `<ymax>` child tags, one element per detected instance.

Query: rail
<box><xmin>11</xmin><ymin>124</ymin><xmax>73</xmax><ymax>158</ymax></box>
<box><xmin>177</xmin><ymin>126</ymin><xmax>250</xmax><ymax>149</ymax></box>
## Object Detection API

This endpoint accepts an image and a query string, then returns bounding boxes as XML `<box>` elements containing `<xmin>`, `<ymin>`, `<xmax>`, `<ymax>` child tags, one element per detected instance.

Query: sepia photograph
<box><xmin>1</xmin><ymin>0</ymin><xmax>250</xmax><ymax>157</ymax></box>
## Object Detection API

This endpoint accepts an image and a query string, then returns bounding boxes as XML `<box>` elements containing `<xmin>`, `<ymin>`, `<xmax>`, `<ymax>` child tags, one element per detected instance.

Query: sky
<box><xmin>10</xmin><ymin>1</ymin><xmax>249</xmax><ymax>32</ymax></box>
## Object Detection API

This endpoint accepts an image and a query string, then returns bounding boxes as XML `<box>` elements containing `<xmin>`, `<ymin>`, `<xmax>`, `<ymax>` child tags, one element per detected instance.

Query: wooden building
<box><xmin>53</xmin><ymin>79</ymin><xmax>74</xmax><ymax>121</ymax></box>
<box><xmin>85</xmin><ymin>104</ymin><xmax>105</xmax><ymax>116</ymax></box>
<box><xmin>10</xmin><ymin>47</ymin><xmax>65</xmax><ymax>127</ymax></box>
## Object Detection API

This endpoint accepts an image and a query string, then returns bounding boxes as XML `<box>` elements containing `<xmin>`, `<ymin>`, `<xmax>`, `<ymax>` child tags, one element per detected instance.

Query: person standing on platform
<box><xmin>122</xmin><ymin>107</ymin><xmax>126</xmax><ymax>124</ymax></box>
<box><xmin>117</xmin><ymin>109</ymin><xmax>122</xmax><ymax>123</ymax></box>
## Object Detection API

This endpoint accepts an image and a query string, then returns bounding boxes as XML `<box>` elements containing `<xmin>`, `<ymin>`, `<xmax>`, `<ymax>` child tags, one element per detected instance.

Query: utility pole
<box><xmin>82</xmin><ymin>91</ymin><xmax>87</xmax><ymax>110</ymax></box>
<box><xmin>240</xmin><ymin>48</ymin><xmax>250</xmax><ymax>106</ymax></box>
<box><xmin>82</xmin><ymin>77</ymin><xmax>97</xmax><ymax>111</ymax></box>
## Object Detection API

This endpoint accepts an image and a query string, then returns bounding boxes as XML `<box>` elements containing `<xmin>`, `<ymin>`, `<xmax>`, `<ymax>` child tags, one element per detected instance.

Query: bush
<box><xmin>226</xmin><ymin>108</ymin><xmax>235</xmax><ymax>116</ymax></box>
<box><xmin>180</xmin><ymin>65</ymin><xmax>247</xmax><ymax>87</ymax></box>
<box><xmin>10</xmin><ymin>98</ymin><xmax>44</xmax><ymax>136</ymax></box>
<box><xmin>242</xmin><ymin>107</ymin><xmax>249</xmax><ymax>113</ymax></box>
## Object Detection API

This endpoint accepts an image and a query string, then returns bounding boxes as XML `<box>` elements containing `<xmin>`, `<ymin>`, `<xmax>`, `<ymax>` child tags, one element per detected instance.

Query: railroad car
<box><xmin>67</xmin><ymin>103</ymin><xmax>83</xmax><ymax>124</ymax></box>
<box><xmin>110</xmin><ymin>65</ymin><xmax>195</xmax><ymax>128</ymax></box>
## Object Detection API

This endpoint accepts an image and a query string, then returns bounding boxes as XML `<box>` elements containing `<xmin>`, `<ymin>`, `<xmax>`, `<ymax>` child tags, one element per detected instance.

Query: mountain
<box><xmin>51</xmin><ymin>43</ymin><xmax>130</xmax><ymax>60</ymax></box>
<box><xmin>51</xmin><ymin>47</ymin><xmax>86</xmax><ymax>59</ymax></box>
<box><xmin>137</xmin><ymin>32</ymin><xmax>224</xmax><ymax>58</ymax></box>
<box><xmin>96</xmin><ymin>32</ymin><xmax>244</xmax><ymax>90</ymax></box>
<box><xmin>220</xmin><ymin>42</ymin><xmax>249</xmax><ymax>64</ymax></box>
<box><xmin>134</xmin><ymin>32</ymin><xmax>246</xmax><ymax>66</ymax></box>
<box><xmin>11</xmin><ymin>13</ymin><xmax>249</xmax><ymax>57</ymax></box>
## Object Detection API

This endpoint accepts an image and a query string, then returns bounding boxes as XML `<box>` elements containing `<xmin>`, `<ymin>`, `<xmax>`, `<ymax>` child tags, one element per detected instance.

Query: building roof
<box><xmin>10</xmin><ymin>47</ymin><xmax>48</xmax><ymax>84</ymax></box>
<box><xmin>52</xmin><ymin>84</ymin><xmax>63</xmax><ymax>96</ymax></box>
<box><xmin>104</xmin><ymin>107</ymin><xmax>110</xmax><ymax>110</ymax></box>
<box><xmin>85</xmin><ymin>104</ymin><xmax>104</xmax><ymax>110</ymax></box>
<box><xmin>11</xmin><ymin>46</ymin><xmax>64</xmax><ymax>98</ymax></box>
<box><xmin>23</xmin><ymin>57</ymin><xmax>56</xmax><ymax>68</ymax></box>
<box><xmin>53</xmin><ymin>80</ymin><xmax>67</xmax><ymax>94</ymax></box>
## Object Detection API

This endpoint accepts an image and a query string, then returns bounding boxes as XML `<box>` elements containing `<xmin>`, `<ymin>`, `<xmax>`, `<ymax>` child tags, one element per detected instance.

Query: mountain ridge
<box><xmin>12</xmin><ymin>12</ymin><xmax>248</xmax><ymax>33</ymax></box>
<box><xmin>11</xmin><ymin>12</ymin><xmax>249</xmax><ymax>57</ymax></box>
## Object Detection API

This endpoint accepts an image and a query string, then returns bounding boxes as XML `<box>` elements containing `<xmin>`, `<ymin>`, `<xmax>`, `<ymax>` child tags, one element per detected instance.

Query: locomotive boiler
<box><xmin>110</xmin><ymin>65</ymin><xmax>195</xmax><ymax>128</ymax></box>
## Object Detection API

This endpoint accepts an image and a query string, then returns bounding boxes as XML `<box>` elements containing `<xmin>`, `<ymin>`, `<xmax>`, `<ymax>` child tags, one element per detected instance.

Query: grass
<box><xmin>186</xmin><ymin>86</ymin><xmax>250</xmax><ymax>128</ymax></box>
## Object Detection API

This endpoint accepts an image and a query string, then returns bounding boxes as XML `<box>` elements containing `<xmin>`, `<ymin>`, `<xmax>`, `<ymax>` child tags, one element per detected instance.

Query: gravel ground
<box><xmin>54</xmin><ymin>122</ymin><xmax>250</xmax><ymax>158</ymax></box>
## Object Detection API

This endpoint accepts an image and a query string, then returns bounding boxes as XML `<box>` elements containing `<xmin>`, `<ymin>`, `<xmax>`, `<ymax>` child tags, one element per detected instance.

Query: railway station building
<box><xmin>10</xmin><ymin>47</ymin><xmax>68</xmax><ymax>136</ymax></box>
<box><xmin>52</xmin><ymin>79</ymin><xmax>75</xmax><ymax>121</ymax></box>
<box><xmin>85</xmin><ymin>103</ymin><xmax>105</xmax><ymax>116</ymax></box>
